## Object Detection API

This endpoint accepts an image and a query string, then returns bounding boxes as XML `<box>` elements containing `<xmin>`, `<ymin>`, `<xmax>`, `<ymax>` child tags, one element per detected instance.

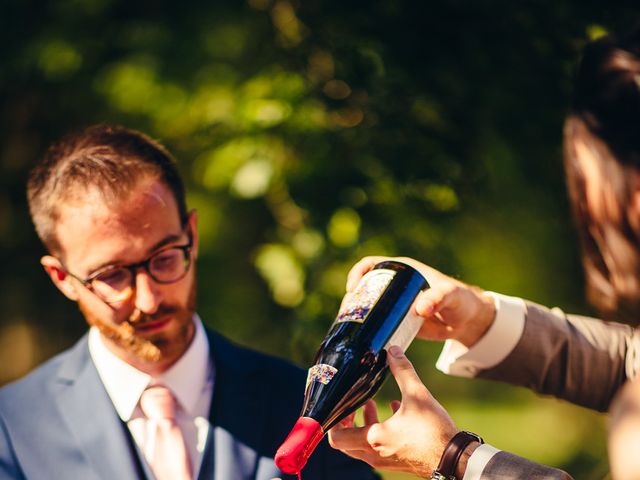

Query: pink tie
<box><xmin>139</xmin><ymin>385</ymin><xmax>193</xmax><ymax>480</ymax></box>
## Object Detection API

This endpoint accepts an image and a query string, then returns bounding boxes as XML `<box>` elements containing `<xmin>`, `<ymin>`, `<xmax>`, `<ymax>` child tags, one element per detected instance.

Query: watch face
<box><xmin>430</xmin><ymin>472</ymin><xmax>449</xmax><ymax>480</ymax></box>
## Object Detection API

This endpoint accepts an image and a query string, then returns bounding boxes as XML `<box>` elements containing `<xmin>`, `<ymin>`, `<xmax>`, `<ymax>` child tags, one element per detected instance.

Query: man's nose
<box><xmin>133</xmin><ymin>270</ymin><xmax>162</xmax><ymax>314</ymax></box>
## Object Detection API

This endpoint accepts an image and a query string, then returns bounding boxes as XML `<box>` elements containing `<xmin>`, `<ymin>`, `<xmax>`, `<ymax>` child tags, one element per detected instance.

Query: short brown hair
<box><xmin>27</xmin><ymin>124</ymin><xmax>188</xmax><ymax>255</ymax></box>
<box><xmin>564</xmin><ymin>28</ymin><xmax>640</xmax><ymax>323</ymax></box>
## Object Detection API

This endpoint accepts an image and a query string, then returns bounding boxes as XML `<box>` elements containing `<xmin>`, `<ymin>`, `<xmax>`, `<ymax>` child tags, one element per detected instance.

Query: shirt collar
<box><xmin>88</xmin><ymin>314</ymin><xmax>211</xmax><ymax>421</ymax></box>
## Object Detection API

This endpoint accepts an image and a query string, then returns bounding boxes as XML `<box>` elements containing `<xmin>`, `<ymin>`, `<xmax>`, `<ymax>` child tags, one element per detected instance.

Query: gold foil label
<box><xmin>335</xmin><ymin>268</ymin><xmax>395</xmax><ymax>324</ymax></box>
<box><xmin>306</xmin><ymin>363</ymin><xmax>338</xmax><ymax>389</ymax></box>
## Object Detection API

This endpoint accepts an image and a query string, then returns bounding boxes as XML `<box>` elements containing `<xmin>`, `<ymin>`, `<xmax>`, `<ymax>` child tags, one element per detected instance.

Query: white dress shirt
<box><xmin>88</xmin><ymin>315</ymin><xmax>214</xmax><ymax>478</ymax></box>
<box><xmin>436</xmin><ymin>292</ymin><xmax>527</xmax><ymax>480</ymax></box>
<box><xmin>436</xmin><ymin>292</ymin><xmax>526</xmax><ymax>377</ymax></box>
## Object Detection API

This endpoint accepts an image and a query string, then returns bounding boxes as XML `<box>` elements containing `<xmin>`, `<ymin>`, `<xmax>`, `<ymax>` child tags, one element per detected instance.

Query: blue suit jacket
<box><xmin>0</xmin><ymin>329</ymin><xmax>378</xmax><ymax>480</ymax></box>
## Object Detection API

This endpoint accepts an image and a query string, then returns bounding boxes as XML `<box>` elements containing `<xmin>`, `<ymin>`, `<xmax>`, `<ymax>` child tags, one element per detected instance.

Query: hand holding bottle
<box><xmin>275</xmin><ymin>261</ymin><xmax>428</xmax><ymax>474</ymax></box>
<box><xmin>347</xmin><ymin>256</ymin><xmax>496</xmax><ymax>348</ymax></box>
<box><xmin>328</xmin><ymin>346</ymin><xmax>469</xmax><ymax>478</ymax></box>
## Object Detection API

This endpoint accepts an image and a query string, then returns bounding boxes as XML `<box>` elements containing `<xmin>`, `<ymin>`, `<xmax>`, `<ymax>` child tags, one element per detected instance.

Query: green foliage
<box><xmin>1</xmin><ymin>0</ymin><xmax>637</xmax><ymax>476</ymax></box>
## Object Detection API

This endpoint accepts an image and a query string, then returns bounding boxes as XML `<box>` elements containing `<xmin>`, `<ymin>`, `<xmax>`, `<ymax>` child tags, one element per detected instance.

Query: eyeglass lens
<box><xmin>90</xmin><ymin>247</ymin><xmax>190</xmax><ymax>302</ymax></box>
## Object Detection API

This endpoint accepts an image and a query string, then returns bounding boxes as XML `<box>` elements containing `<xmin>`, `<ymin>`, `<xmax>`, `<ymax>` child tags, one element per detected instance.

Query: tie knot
<box><xmin>140</xmin><ymin>385</ymin><xmax>179</xmax><ymax>421</ymax></box>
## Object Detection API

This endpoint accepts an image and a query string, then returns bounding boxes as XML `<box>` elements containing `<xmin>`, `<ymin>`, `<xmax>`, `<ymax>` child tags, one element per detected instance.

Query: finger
<box><xmin>328</xmin><ymin>425</ymin><xmax>372</xmax><ymax>451</ymax></box>
<box><xmin>390</xmin><ymin>400</ymin><xmax>401</xmax><ymax>413</ymax></box>
<box><xmin>346</xmin><ymin>256</ymin><xmax>388</xmax><ymax>291</ymax></box>
<box><xmin>417</xmin><ymin>316</ymin><xmax>455</xmax><ymax>341</ymax></box>
<box><xmin>414</xmin><ymin>287</ymin><xmax>469</xmax><ymax>341</ymax></box>
<box><xmin>414</xmin><ymin>285</ymin><xmax>458</xmax><ymax>319</ymax></box>
<box><xmin>330</xmin><ymin>447</ymin><xmax>379</xmax><ymax>468</ymax></box>
<box><xmin>363</xmin><ymin>399</ymin><xmax>379</xmax><ymax>425</ymax></box>
<box><xmin>335</xmin><ymin>411</ymin><xmax>357</xmax><ymax>429</ymax></box>
<box><xmin>386</xmin><ymin>346</ymin><xmax>430</xmax><ymax>401</ymax></box>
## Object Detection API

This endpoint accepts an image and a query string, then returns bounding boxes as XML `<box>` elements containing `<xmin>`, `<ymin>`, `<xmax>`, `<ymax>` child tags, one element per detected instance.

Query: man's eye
<box><xmin>95</xmin><ymin>269</ymin><xmax>129</xmax><ymax>287</ymax></box>
<box><xmin>152</xmin><ymin>250</ymin><xmax>181</xmax><ymax>270</ymax></box>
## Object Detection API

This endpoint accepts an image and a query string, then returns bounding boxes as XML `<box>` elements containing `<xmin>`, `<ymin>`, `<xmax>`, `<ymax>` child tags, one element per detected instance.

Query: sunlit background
<box><xmin>2</xmin><ymin>1</ymin><xmax>637</xmax><ymax>478</ymax></box>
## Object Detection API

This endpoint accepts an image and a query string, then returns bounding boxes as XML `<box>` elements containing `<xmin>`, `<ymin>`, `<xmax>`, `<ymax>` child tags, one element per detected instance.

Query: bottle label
<box><xmin>384</xmin><ymin>312</ymin><xmax>423</xmax><ymax>351</ymax></box>
<box><xmin>335</xmin><ymin>268</ymin><xmax>396</xmax><ymax>324</ymax></box>
<box><xmin>306</xmin><ymin>363</ymin><xmax>338</xmax><ymax>389</ymax></box>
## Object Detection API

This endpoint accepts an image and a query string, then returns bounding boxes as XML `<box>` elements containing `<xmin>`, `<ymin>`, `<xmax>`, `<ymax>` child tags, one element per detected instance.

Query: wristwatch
<box><xmin>431</xmin><ymin>431</ymin><xmax>484</xmax><ymax>480</ymax></box>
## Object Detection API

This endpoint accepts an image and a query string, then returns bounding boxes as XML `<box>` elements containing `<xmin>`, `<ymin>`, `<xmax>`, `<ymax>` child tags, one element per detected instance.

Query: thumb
<box><xmin>346</xmin><ymin>256</ymin><xmax>386</xmax><ymax>292</ymax></box>
<box><xmin>386</xmin><ymin>345</ymin><xmax>428</xmax><ymax>400</ymax></box>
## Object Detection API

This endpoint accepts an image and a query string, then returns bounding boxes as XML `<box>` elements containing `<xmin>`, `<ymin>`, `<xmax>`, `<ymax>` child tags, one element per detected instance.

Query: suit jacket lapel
<box><xmin>198</xmin><ymin>330</ymin><xmax>264</xmax><ymax>480</ymax></box>
<box><xmin>54</xmin><ymin>335</ymin><xmax>146</xmax><ymax>480</ymax></box>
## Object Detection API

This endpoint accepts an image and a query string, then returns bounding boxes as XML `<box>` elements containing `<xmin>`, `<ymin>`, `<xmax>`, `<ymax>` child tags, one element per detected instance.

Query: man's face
<box><xmin>45</xmin><ymin>177</ymin><xmax>198</xmax><ymax>374</ymax></box>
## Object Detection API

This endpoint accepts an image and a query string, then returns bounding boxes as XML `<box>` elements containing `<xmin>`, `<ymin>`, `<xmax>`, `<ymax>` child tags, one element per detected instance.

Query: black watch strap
<box><xmin>431</xmin><ymin>431</ymin><xmax>483</xmax><ymax>480</ymax></box>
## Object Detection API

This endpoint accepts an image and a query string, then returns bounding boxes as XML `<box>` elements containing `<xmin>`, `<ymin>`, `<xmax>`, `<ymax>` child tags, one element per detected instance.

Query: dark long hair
<box><xmin>564</xmin><ymin>28</ymin><xmax>640</xmax><ymax>324</ymax></box>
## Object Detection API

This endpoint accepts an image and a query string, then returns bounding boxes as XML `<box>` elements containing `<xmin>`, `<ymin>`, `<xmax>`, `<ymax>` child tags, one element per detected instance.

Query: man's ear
<box><xmin>40</xmin><ymin>255</ymin><xmax>80</xmax><ymax>301</ymax></box>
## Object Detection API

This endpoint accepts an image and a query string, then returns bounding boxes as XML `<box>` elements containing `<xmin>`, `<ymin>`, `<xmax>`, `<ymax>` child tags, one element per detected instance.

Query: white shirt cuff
<box><xmin>462</xmin><ymin>444</ymin><xmax>501</xmax><ymax>480</ymax></box>
<box><xmin>436</xmin><ymin>292</ymin><xmax>526</xmax><ymax>377</ymax></box>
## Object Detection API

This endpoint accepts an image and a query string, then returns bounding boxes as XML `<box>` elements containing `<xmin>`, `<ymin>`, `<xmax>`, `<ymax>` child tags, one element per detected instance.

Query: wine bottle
<box><xmin>275</xmin><ymin>260</ymin><xmax>429</xmax><ymax>475</ymax></box>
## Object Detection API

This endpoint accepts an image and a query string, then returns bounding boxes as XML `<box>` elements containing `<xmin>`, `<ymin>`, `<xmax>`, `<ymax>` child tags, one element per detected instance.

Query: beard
<box><xmin>79</xmin><ymin>280</ymin><xmax>198</xmax><ymax>365</ymax></box>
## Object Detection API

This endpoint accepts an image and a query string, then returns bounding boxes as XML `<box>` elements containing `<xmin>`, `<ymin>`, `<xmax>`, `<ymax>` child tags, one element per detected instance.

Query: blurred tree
<box><xmin>0</xmin><ymin>0</ymin><xmax>636</xmax><ymax>476</ymax></box>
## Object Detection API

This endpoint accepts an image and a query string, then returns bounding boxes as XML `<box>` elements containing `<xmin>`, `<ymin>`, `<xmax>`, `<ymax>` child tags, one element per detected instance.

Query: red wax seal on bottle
<box><xmin>275</xmin><ymin>417</ymin><xmax>325</xmax><ymax>475</ymax></box>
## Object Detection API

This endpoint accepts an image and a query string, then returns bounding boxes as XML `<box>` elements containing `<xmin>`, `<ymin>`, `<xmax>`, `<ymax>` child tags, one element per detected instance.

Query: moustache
<box><xmin>127</xmin><ymin>305</ymin><xmax>180</xmax><ymax>325</ymax></box>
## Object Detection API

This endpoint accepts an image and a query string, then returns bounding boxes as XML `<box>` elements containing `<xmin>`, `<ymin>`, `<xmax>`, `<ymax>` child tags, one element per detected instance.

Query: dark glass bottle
<box><xmin>275</xmin><ymin>260</ymin><xmax>429</xmax><ymax>475</ymax></box>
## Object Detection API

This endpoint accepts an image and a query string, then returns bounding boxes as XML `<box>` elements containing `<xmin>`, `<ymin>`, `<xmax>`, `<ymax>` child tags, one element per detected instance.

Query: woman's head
<box><xmin>564</xmin><ymin>27</ymin><xmax>640</xmax><ymax>323</ymax></box>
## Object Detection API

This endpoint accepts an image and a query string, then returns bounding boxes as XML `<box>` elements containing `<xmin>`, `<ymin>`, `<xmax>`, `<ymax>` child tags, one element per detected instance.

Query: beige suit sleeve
<box><xmin>477</xmin><ymin>301</ymin><xmax>640</xmax><ymax>411</ymax></box>
<box><xmin>480</xmin><ymin>451</ymin><xmax>573</xmax><ymax>479</ymax></box>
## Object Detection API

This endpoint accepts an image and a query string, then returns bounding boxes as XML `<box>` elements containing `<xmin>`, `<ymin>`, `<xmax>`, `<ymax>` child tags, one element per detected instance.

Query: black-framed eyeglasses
<box><xmin>62</xmin><ymin>228</ymin><xmax>193</xmax><ymax>304</ymax></box>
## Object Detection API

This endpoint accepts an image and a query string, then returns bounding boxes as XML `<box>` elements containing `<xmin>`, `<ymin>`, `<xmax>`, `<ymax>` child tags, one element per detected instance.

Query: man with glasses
<box><xmin>0</xmin><ymin>124</ymin><xmax>377</xmax><ymax>480</ymax></box>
